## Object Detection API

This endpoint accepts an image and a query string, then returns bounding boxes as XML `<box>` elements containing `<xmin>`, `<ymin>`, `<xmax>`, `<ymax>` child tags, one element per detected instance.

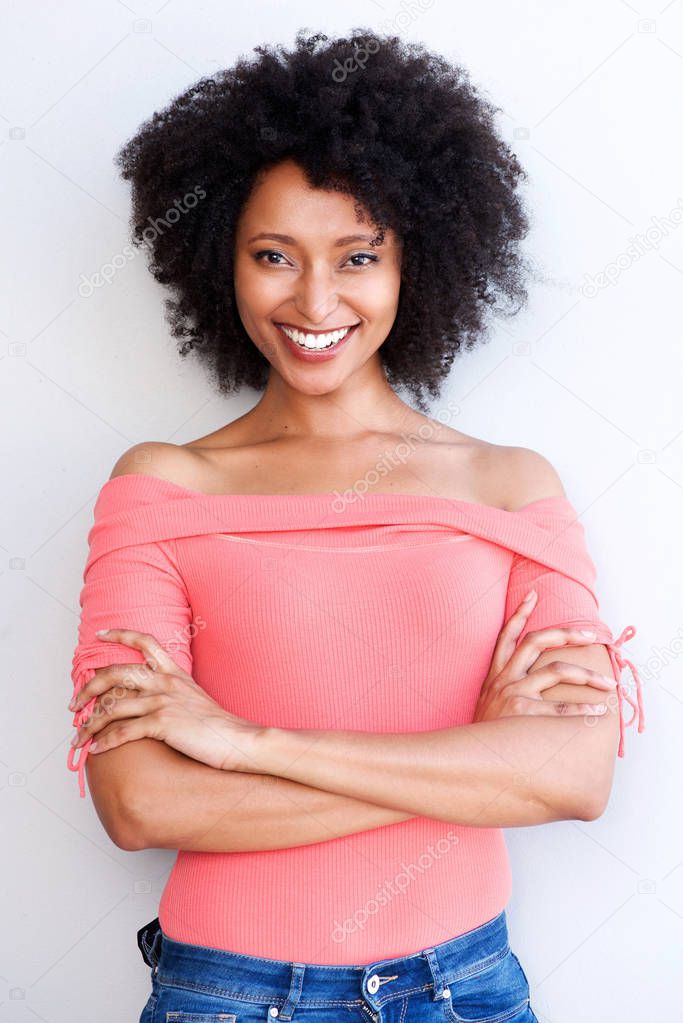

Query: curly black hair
<box><xmin>114</xmin><ymin>27</ymin><xmax>531</xmax><ymax>413</ymax></box>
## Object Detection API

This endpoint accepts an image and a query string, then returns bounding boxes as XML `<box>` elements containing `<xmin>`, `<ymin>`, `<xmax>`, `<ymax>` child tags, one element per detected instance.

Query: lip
<box><xmin>273</xmin><ymin>321</ymin><xmax>360</xmax><ymax>362</ymax></box>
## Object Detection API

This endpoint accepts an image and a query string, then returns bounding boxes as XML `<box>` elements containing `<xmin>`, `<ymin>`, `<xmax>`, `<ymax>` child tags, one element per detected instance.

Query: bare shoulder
<box><xmin>412</xmin><ymin>425</ymin><xmax>567</xmax><ymax>511</ymax></box>
<box><xmin>494</xmin><ymin>445</ymin><xmax>567</xmax><ymax>512</ymax></box>
<box><xmin>109</xmin><ymin>441</ymin><xmax>195</xmax><ymax>484</ymax></box>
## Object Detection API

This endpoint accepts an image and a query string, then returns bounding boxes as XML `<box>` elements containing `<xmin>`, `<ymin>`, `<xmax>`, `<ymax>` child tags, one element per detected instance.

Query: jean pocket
<box><xmin>139</xmin><ymin>990</ymin><xmax>158</xmax><ymax>1023</ymax></box>
<box><xmin>441</xmin><ymin>946</ymin><xmax>530</xmax><ymax>1023</ymax></box>
<box><xmin>155</xmin><ymin>973</ymin><xmax>277</xmax><ymax>1023</ymax></box>
<box><xmin>165</xmin><ymin>1015</ymin><xmax>238</xmax><ymax>1022</ymax></box>
<box><xmin>159</xmin><ymin>992</ymin><xmax>264</xmax><ymax>1023</ymax></box>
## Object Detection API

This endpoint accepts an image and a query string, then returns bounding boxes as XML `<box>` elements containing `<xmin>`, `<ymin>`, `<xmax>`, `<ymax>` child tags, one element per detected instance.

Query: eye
<box><xmin>253</xmin><ymin>250</ymin><xmax>289</xmax><ymax>265</ymax></box>
<box><xmin>346</xmin><ymin>252</ymin><xmax>379</xmax><ymax>268</ymax></box>
<box><xmin>252</xmin><ymin>249</ymin><xmax>379</xmax><ymax>268</ymax></box>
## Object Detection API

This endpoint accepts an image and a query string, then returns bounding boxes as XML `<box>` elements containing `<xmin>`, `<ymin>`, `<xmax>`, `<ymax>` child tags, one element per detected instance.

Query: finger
<box><xmin>504</xmin><ymin>626</ymin><xmax>601</xmax><ymax>681</ymax></box>
<box><xmin>72</xmin><ymin>694</ymin><xmax>163</xmax><ymax>747</ymax></box>
<box><xmin>69</xmin><ymin>662</ymin><xmax>157</xmax><ymax>711</ymax></box>
<box><xmin>86</xmin><ymin>715</ymin><xmax>156</xmax><ymax>754</ymax></box>
<box><xmin>517</xmin><ymin>589</ymin><xmax>538</xmax><ymax>610</ymax></box>
<box><xmin>539</xmin><ymin>700</ymin><xmax>608</xmax><ymax>717</ymax></box>
<box><xmin>95</xmin><ymin>628</ymin><xmax>181</xmax><ymax>675</ymax></box>
<box><xmin>488</xmin><ymin>591</ymin><xmax>538</xmax><ymax>679</ymax></box>
<box><xmin>522</xmin><ymin>662</ymin><xmax>618</xmax><ymax>696</ymax></box>
<box><xmin>501</xmin><ymin>696</ymin><xmax>608</xmax><ymax>717</ymax></box>
<box><xmin>502</xmin><ymin>591</ymin><xmax>538</xmax><ymax>641</ymax></box>
<box><xmin>94</xmin><ymin>662</ymin><xmax>155</xmax><ymax>688</ymax></box>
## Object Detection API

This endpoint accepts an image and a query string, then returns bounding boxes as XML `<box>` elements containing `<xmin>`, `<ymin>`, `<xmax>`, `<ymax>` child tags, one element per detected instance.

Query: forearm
<box><xmin>247</xmin><ymin>715</ymin><xmax>607</xmax><ymax>827</ymax></box>
<box><xmin>124</xmin><ymin>743</ymin><xmax>414</xmax><ymax>852</ymax></box>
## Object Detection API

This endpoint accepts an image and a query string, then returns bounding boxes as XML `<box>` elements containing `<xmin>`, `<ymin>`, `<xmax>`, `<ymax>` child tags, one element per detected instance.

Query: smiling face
<box><xmin>233</xmin><ymin>159</ymin><xmax>403</xmax><ymax>395</ymax></box>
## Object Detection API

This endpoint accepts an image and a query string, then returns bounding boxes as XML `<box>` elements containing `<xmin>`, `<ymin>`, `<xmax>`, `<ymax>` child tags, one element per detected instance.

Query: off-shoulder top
<box><xmin>66</xmin><ymin>473</ymin><xmax>645</xmax><ymax>963</ymax></box>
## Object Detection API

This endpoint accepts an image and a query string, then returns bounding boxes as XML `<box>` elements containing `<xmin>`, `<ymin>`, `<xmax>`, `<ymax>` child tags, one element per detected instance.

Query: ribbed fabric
<box><xmin>67</xmin><ymin>474</ymin><xmax>645</xmax><ymax>964</ymax></box>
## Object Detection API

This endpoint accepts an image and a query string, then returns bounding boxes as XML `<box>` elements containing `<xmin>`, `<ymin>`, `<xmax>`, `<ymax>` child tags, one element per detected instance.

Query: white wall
<box><xmin>2</xmin><ymin>1</ymin><xmax>675</xmax><ymax>1019</ymax></box>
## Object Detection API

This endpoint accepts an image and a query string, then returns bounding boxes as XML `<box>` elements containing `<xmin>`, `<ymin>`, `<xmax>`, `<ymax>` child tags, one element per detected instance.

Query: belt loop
<box><xmin>422</xmin><ymin>948</ymin><xmax>446</xmax><ymax>1001</ymax></box>
<box><xmin>276</xmin><ymin>963</ymin><xmax>306</xmax><ymax>1020</ymax></box>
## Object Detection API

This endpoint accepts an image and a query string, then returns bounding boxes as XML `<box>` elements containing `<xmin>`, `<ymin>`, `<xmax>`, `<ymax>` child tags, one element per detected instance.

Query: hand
<box><xmin>472</xmin><ymin>591</ymin><xmax>618</xmax><ymax>723</ymax></box>
<box><xmin>68</xmin><ymin>628</ymin><xmax>264</xmax><ymax>772</ymax></box>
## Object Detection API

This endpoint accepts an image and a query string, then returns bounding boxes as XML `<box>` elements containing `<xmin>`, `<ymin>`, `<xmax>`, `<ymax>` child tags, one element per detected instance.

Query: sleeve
<box><xmin>504</xmin><ymin>547</ymin><xmax>645</xmax><ymax>759</ymax></box>
<box><xmin>67</xmin><ymin>537</ymin><xmax>194</xmax><ymax>798</ymax></box>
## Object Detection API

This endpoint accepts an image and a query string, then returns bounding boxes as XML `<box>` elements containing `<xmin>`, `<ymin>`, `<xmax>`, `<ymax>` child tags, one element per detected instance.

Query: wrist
<box><xmin>238</xmin><ymin>724</ymin><xmax>291</xmax><ymax>776</ymax></box>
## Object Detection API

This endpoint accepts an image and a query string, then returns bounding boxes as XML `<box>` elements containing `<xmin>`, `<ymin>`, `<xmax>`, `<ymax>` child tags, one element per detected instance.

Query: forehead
<box><xmin>237</xmin><ymin>159</ymin><xmax>394</xmax><ymax>244</ymax></box>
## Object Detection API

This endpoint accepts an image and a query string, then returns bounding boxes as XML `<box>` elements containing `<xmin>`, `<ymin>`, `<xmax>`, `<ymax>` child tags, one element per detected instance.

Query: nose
<box><xmin>294</xmin><ymin>265</ymin><xmax>340</xmax><ymax>325</ymax></box>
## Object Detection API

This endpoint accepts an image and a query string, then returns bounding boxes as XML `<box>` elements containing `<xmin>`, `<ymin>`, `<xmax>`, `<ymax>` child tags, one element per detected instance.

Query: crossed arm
<box><xmin>95</xmin><ymin>738</ymin><xmax>415</xmax><ymax>852</ymax></box>
<box><xmin>83</xmin><ymin>446</ymin><xmax>620</xmax><ymax>851</ymax></box>
<box><xmin>91</xmin><ymin>636</ymin><xmax>619</xmax><ymax>853</ymax></box>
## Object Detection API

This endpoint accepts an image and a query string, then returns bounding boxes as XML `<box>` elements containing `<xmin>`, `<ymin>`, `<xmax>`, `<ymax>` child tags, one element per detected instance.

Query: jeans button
<box><xmin>367</xmin><ymin>974</ymin><xmax>380</xmax><ymax>995</ymax></box>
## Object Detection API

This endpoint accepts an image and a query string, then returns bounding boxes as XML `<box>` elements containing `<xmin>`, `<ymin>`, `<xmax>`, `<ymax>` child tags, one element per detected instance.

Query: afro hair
<box><xmin>115</xmin><ymin>27</ymin><xmax>532</xmax><ymax>413</ymax></box>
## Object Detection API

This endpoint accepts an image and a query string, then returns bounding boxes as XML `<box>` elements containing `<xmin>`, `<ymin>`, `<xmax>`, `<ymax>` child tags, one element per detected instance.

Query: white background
<box><xmin>2</xmin><ymin>1</ymin><xmax>677</xmax><ymax>1019</ymax></box>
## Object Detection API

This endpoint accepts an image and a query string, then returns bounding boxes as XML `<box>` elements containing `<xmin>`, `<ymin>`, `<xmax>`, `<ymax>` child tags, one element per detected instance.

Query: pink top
<box><xmin>67</xmin><ymin>474</ymin><xmax>645</xmax><ymax>963</ymax></box>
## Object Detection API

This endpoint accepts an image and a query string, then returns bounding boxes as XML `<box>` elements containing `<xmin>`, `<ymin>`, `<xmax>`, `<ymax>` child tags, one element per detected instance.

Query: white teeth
<box><xmin>279</xmin><ymin>324</ymin><xmax>354</xmax><ymax>350</ymax></box>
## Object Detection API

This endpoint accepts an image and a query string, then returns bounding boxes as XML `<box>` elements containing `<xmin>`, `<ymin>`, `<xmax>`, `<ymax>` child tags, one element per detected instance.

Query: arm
<box><xmin>88</xmin><ymin>737</ymin><xmax>413</xmax><ymax>852</ymax></box>
<box><xmin>240</xmin><ymin>713</ymin><xmax>609</xmax><ymax>827</ymax></box>
<box><xmin>503</xmin><ymin>447</ymin><xmax>623</xmax><ymax>814</ymax></box>
<box><xmin>74</xmin><ymin>444</ymin><xmax>415</xmax><ymax>851</ymax></box>
<box><xmin>225</xmin><ymin>449</ymin><xmax>624</xmax><ymax>826</ymax></box>
<box><xmin>522</xmin><ymin>638</ymin><xmax>619</xmax><ymax>817</ymax></box>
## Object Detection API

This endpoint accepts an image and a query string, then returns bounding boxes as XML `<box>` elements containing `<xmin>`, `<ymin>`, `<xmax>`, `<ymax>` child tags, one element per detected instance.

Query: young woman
<box><xmin>66</xmin><ymin>29</ymin><xmax>644</xmax><ymax>1022</ymax></box>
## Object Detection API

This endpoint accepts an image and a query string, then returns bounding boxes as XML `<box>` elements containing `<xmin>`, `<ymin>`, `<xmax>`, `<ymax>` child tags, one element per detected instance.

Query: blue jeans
<box><xmin>137</xmin><ymin>910</ymin><xmax>539</xmax><ymax>1023</ymax></box>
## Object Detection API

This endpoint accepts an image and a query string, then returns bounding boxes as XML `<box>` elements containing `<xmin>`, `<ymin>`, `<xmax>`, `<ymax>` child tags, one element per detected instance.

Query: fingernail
<box><xmin>590</xmin><ymin>703</ymin><xmax>607</xmax><ymax>713</ymax></box>
<box><xmin>70</xmin><ymin>732</ymin><xmax>80</xmax><ymax>746</ymax></box>
<box><xmin>523</xmin><ymin>589</ymin><xmax>537</xmax><ymax>602</ymax></box>
<box><xmin>601</xmin><ymin>675</ymin><xmax>618</xmax><ymax>686</ymax></box>
<box><xmin>96</xmin><ymin>629</ymin><xmax>109</xmax><ymax>637</ymax></box>
<box><xmin>580</xmin><ymin>630</ymin><xmax>596</xmax><ymax>638</ymax></box>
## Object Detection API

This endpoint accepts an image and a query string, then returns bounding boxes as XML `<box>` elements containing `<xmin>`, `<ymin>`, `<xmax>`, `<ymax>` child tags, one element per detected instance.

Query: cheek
<box><xmin>235</xmin><ymin>269</ymin><xmax>286</xmax><ymax>320</ymax></box>
<box><xmin>233</xmin><ymin>263</ymin><xmax>257</xmax><ymax>310</ymax></box>
<box><xmin>360</xmin><ymin>275</ymin><xmax>401</xmax><ymax>324</ymax></box>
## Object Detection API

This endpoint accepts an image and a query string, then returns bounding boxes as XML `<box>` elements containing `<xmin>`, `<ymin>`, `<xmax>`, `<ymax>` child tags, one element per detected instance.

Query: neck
<box><xmin>242</xmin><ymin>361</ymin><xmax>421</xmax><ymax>442</ymax></box>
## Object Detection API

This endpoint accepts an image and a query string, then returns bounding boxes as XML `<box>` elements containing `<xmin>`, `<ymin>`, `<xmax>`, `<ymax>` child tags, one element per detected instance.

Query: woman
<box><xmin>66</xmin><ymin>29</ymin><xmax>644</xmax><ymax>1022</ymax></box>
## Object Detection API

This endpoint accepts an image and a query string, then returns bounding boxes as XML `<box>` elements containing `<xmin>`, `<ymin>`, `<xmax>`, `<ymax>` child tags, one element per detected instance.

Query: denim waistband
<box><xmin>137</xmin><ymin>910</ymin><xmax>511</xmax><ymax>1015</ymax></box>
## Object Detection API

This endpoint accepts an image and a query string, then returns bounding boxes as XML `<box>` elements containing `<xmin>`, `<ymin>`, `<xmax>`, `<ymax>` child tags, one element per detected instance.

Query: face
<box><xmin>233</xmin><ymin>159</ymin><xmax>403</xmax><ymax>394</ymax></box>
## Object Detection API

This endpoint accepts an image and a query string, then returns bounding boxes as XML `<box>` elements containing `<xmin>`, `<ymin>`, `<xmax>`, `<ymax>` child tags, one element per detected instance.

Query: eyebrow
<box><xmin>246</xmin><ymin>232</ymin><xmax>383</xmax><ymax>247</ymax></box>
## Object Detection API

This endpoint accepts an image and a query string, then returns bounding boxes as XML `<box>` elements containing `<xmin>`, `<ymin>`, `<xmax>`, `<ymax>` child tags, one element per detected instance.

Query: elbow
<box><xmin>549</xmin><ymin>734</ymin><xmax>617</xmax><ymax>823</ymax></box>
<box><xmin>92</xmin><ymin>802</ymin><xmax>147</xmax><ymax>851</ymax></box>
<box><xmin>113</xmin><ymin>788</ymin><xmax>158</xmax><ymax>850</ymax></box>
<box><xmin>577</xmin><ymin>750</ymin><xmax>616</xmax><ymax>821</ymax></box>
<box><xmin>112</xmin><ymin>809</ymin><xmax>149</xmax><ymax>851</ymax></box>
<box><xmin>86</xmin><ymin>766</ymin><xmax>152</xmax><ymax>851</ymax></box>
<box><xmin>559</xmin><ymin>786</ymin><xmax>610</xmax><ymax>823</ymax></box>
<box><xmin>577</xmin><ymin>789</ymin><xmax>610</xmax><ymax>822</ymax></box>
<box><xmin>543</xmin><ymin>785</ymin><xmax>611</xmax><ymax>824</ymax></box>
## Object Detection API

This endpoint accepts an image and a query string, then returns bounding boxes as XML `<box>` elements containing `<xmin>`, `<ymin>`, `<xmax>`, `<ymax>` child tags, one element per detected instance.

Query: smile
<box><xmin>275</xmin><ymin>322</ymin><xmax>360</xmax><ymax>351</ymax></box>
